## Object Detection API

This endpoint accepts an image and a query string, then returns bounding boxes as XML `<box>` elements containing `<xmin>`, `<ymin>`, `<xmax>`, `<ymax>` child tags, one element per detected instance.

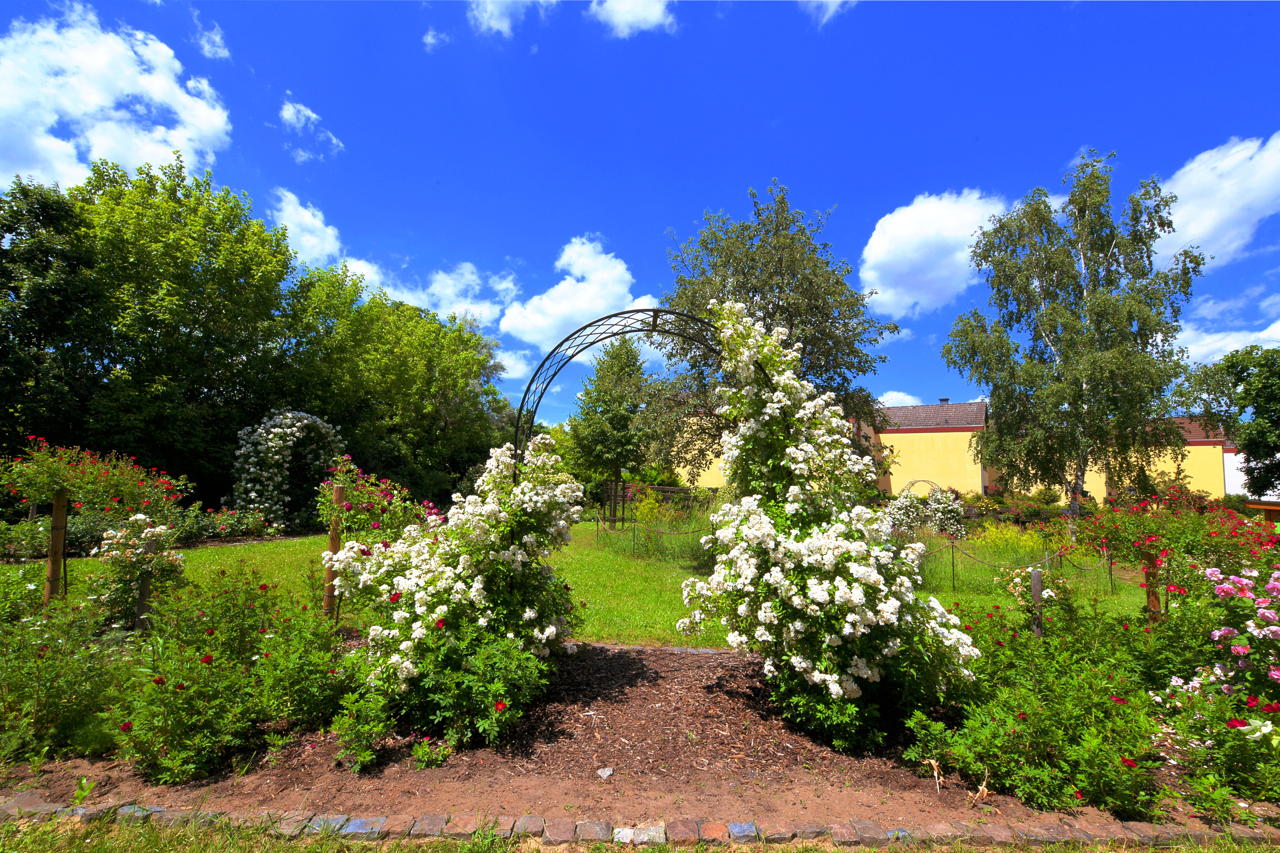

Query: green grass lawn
<box><xmin>20</xmin><ymin>522</ymin><xmax>1147</xmax><ymax>647</ymax></box>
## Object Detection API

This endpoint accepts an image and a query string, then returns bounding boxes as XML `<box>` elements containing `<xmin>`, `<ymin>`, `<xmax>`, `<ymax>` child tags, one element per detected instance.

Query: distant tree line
<box><xmin>1</xmin><ymin>158</ymin><xmax>509</xmax><ymax>506</ymax></box>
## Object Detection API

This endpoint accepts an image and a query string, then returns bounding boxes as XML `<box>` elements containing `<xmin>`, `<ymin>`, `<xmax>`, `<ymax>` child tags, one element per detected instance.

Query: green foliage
<box><xmin>332</xmin><ymin>690</ymin><xmax>392</xmax><ymax>773</ymax></box>
<box><xmin>657</xmin><ymin>180</ymin><xmax>896</xmax><ymax>476</ymax></box>
<box><xmin>0</xmin><ymin>179</ymin><xmax>103</xmax><ymax>457</ymax></box>
<box><xmin>1184</xmin><ymin>346</ymin><xmax>1280</xmax><ymax>497</ymax></box>
<box><xmin>394</xmin><ymin>626</ymin><xmax>549</xmax><ymax>747</ymax></box>
<box><xmin>0</xmin><ymin>603</ymin><xmax>127</xmax><ymax>762</ymax></box>
<box><xmin>568</xmin><ymin>338</ymin><xmax>651</xmax><ymax>484</ymax></box>
<box><xmin>112</xmin><ymin>569</ymin><xmax>347</xmax><ymax>783</ymax></box>
<box><xmin>85</xmin><ymin>516</ymin><xmax>185</xmax><ymax>629</ymax></box>
<box><xmin>316</xmin><ymin>455</ymin><xmax>442</xmax><ymax>545</ymax></box>
<box><xmin>905</xmin><ymin>603</ymin><xmax>1162</xmax><ymax>818</ymax></box>
<box><xmin>411</xmin><ymin>735</ymin><xmax>454</xmax><ymax>769</ymax></box>
<box><xmin>943</xmin><ymin>152</ymin><xmax>1205</xmax><ymax>513</ymax></box>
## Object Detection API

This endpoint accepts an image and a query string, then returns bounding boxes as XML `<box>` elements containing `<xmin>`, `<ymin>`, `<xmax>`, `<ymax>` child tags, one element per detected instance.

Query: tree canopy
<box><xmin>567</xmin><ymin>337</ymin><xmax>650</xmax><ymax>487</ymax></box>
<box><xmin>0</xmin><ymin>159</ymin><xmax>508</xmax><ymax>507</ymax></box>
<box><xmin>1184</xmin><ymin>346</ymin><xmax>1280</xmax><ymax>497</ymax></box>
<box><xmin>657</xmin><ymin>180</ymin><xmax>896</xmax><ymax>474</ymax></box>
<box><xmin>942</xmin><ymin>153</ymin><xmax>1205</xmax><ymax>512</ymax></box>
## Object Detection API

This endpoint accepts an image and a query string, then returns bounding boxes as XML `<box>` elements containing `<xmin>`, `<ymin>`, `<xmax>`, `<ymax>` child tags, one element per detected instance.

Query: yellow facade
<box><xmin>881</xmin><ymin>430</ymin><xmax>984</xmax><ymax>495</ymax></box>
<box><xmin>689</xmin><ymin>459</ymin><xmax>727</xmax><ymax>489</ymax></box>
<box><xmin>1148</xmin><ymin>445</ymin><xmax>1227</xmax><ymax>496</ymax></box>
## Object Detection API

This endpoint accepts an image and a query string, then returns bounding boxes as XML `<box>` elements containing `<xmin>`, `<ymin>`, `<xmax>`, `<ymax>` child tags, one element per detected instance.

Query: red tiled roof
<box><xmin>881</xmin><ymin>401</ymin><xmax>987</xmax><ymax>430</ymax></box>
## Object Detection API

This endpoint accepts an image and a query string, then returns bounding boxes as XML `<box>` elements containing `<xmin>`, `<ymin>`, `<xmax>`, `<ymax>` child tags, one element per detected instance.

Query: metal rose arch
<box><xmin>511</xmin><ymin>308</ymin><xmax>720</xmax><ymax>478</ymax></box>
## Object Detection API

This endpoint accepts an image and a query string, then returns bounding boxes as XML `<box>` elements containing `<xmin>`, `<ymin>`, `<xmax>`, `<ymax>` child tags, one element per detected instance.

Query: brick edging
<box><xmin>3</xmin><ymin>792</ymin><xmax>1277</xmax><ymax>846</ymax></box>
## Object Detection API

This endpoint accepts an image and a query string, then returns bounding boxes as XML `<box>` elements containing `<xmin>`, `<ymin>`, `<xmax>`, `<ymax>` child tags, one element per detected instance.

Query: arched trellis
<box><xmin>512</xmin><ymin>308</ymin><xmax>720</xmax><ymax>476</ymax></box>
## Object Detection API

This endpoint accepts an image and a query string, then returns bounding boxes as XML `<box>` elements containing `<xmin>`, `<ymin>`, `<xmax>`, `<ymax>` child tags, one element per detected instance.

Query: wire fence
<box><xmin>592</xmin><ymin>513</ymin><xmax>1124</xmax><ymax>598</ymax></box>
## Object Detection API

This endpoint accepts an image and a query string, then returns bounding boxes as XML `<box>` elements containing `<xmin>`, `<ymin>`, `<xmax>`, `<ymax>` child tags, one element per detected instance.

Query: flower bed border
<box><xmin>3</xmin><ymin>790</ymin><xmax>1277</xmax><ymax>847</ymax></box>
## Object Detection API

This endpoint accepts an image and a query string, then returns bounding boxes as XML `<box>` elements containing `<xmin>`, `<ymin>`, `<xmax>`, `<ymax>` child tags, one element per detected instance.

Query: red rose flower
<box><xmin>1227</xmin><ymin>719</ymin><xmax>1249</xmax><ymax>728</ymax></box>
<box><xmin>175</xmin><ymin>682</ymin><xmax>187</xmax><ymax>691</ymax></box>
<box><xmin>1110</xmin><ymin>696</ymin><xmax>1129</xmax><ymax>704</ymax></box>
<box><xmin>152</xmin><ymin>676</ymin><xmax>166</xmax><ymax>686</ymax></box>
<box><xmin>199</xmin><ymin>654</ymin><xmax>213</xmax><ymax>664</ymax></box>
<box><xmin>1120</xmin><ymin>757</ymin><xmax>1138</xmax><ymax>768</ymax></box>
<box><xmin>119</xmin><ymin>721</ymin><xmax>133</xmax><ymax>732</ymax></box>
<box><xmin>495</xmin><ymin>700</ymin><xmax>508</xmax><ymax>712</ymax></box>
<box><xmin>389</xmin><ymin>592</ymin><xmax>402</xmax><ymax>604</ymax></box>
<box><xmin>435</xmin><ymin>619</ymin><xmax>445</xmax><ymax>629</ymax></box>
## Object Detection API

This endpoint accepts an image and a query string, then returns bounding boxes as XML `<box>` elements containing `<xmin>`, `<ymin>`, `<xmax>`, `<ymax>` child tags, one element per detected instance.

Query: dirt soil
<box><xmin>6</xmin><ymin>645</ymin><xmax>1144</xmax><ymax>830</ymax></box>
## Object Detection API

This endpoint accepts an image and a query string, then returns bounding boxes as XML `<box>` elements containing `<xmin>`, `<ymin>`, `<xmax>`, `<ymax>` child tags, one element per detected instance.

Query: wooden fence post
<box><xmin>324</xmin><ymin>484</ymin><xmax>346</xmax><ymax>618</ymax></box>
<box><xmin>1143</xmin><ymin>552</ymin><xmax>1162</xmax><ymax>624</ymax></box>
<box><xmin>42</xmin><ymin>489</ymin><xmax>68</xmax><ymax>607</ymax></box>
<box><xmin>1030</xmin><ymin>568</ymin><xmax>1044</xmax><ymax>637</ymax></box>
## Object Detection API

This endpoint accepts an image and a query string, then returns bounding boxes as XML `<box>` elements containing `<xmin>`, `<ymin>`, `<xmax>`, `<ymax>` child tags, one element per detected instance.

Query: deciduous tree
<box><xmin>942</xmin><ymin>153</ymin><xmax>1204</xmax><ymax>515</ymax></box>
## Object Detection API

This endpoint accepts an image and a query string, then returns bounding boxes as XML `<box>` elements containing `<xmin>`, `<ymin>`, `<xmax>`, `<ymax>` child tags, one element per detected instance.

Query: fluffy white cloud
<box><xmin>342</xmin><ymin>257</ymin><xmax>386</xmax><ymax>288</ymax></box>
<box><xmin>496</xmin><ymin>348</ymin><xmax>536</xmax><ymax>379</ymax></box>
<box><xmin>798</xmin><ymin>0</ymin><xmax>855</xmax><ymax>25</ymax></box>
<box><xmin>269</xmin><ymin>188</ymin><xmax>341</xmax><ymax>266</ymax></box>
<box><xmin>878</xmin><ymin>391</ymin><xmax>922</xmax><ymax>407</ymax></box>
<box><xmin>468</xmin><ymin>0</ymin><xmax>558</xmax><ymax>37</ymax></box>
<box><xmin>500</xmin><ymin>236</ymin><xmax>658</xmax><ymax>351</ymax></box>
<box><xmin>1158</xmin><ymin>132</ymin><xmax>1280</xmax><ymax>269</ymax></box>
<box><xmin>587</xmin><ymin>0</ymin><xmax>675</xmax><ymax>37</ymax></box>
<box><xmin>193</xmin><ymin>12</ymin><xmax>229</xmax><ymax>60</ymax></box>
<box><xmin>422</xmin><ymin>28</ymin><xmax>449</xmax><ymax>51</ymax></box>
<box><xmin>279</xmin><ymin>94</ymin><xmax>344</xmax><ymax>164</ymax></box>
<box><xmin>859</xmin><ymin>189</ymin><xmax>1006</xmax><ymax>320</ymax></box>
<box><xmin>0</xmin><ymin>4</ymin><xmax>231</xmax><ymax>187</ymax></box>
<box><xmin>1189</xmin><ymin>285</ymin><xmax>1268</xmax><ymax>324</ymax></box>
<box><xmin>1179</xmin><ymin>318</ymin><xmax>1280</xmax><ymax>365</ymax></box>
<box><xmin>379</xmin><ymin>262</ymin><xmax>519</xmax><ymax>326</ymax></box>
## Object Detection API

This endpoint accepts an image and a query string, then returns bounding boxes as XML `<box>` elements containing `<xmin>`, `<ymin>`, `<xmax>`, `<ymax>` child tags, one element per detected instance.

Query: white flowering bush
<box><xmin>882</xmin><ymin>488</ymin><xmax>967</xmax><ymax>539</ymax></box>
<box><xmin>324</xmin><ymin>434</ymin><xmax>583</xmax><ymax>747</ymax></box>
<box><xmin>88</xmin><ymin>514</ymin><xmax>184</xmax><ymax>629</ymax></box>
<box><xmin>231</xmin><ymin>411</ymin><xmax>343</xmax><ymax>530</ymax></box>
<box><xmin>679</xmin><ymin>302</ymin><xmax>979</xmax><ymax>749</ymax></box>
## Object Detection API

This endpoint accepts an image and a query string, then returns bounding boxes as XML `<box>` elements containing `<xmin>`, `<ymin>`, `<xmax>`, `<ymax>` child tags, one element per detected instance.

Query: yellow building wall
<box><xmin>1083</xmin><ymin>465</ymin><xmax>1108</xmax><ymax>501</ymax></box>
<box><xmin>689</xmin><ymin>459</ymin><xmax>727</xmax><ymax>489</ymax></box>
<box><xmin>883</xmin><ymin>431</ymin><xmax>984</xmax><ymax>495</ymax></box>
<box><xmin>1149</xmin><ymin>446</ymin><xmax>1226</xmax><ymax>496</ymax></box>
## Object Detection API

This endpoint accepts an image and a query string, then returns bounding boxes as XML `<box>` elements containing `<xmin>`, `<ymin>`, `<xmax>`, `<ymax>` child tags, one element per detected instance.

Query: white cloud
<box><xmin>192</xmin><ymin>12</ymin><xmax>229</xmax><ymax>60</ymax></box>
<box><xmin>380</xmin><ymin>262</ymin><xmax>519</xmax><ymax>326</ymax></box>
<box><xmin>878</xmin><ymin>391</ymin><xmax>922</xmax><ymax>407</ymax></box>
<box><xmin>798</xmin><ymin>0</ymin><xmax>855</xmax><ymax>26</ymax></box>
<box><xmin>0</xmin><ymin>4</ymin><xmax>231</xmax><ymax>188</ymax></box>
<box><xmin>1179</xmin><ymin>318</ymin><xmax>1280</xmax><ymax>365</ymax></box>
<box><xmin>468</xmin><ymin>0</ymin><xmax>558</xmax><ymax>37</ymax></box>
<box><xmin>1158</xmin><ymin>131</ymin><xmax>1280</xmax><ymax>269</ymax></box>
<box><xmin>499</xmin><ymin>236</ymin><xmax>658</xmax><ymax>351</ymax></box>
<box><xmin>422</xmin><ymin>28</ymin><xmax>449</xmax><ymax>51</ymax></box>
<box><xmin>269</xmin><ymin>188</ymin><xmax>341</xmax><ymax>266</ymax></box>
<box><xmin>279</xmin><ymin>94</ymin><xmax>344</xmax><ymax>164</ymax></box>
<box><xmin>342</xmin><ymin>257</ymin><xmax>386</xmax><ymax>289</ymax></box>
<box><xmin>497</xmin><ymin>348</ymin><xmax>536</xmax><ymax>379</ymax></box>
<box><xmin>859</xmin><ymin>189</ymin><xmax>1006</xmax><ymax>320</ymax></box>
<box><xmin>1189</xmin><ymin>285</ymin><xmax>1268</xmax><ymax>323</ymax></box>
<box><xmin>587</xmin><ymin>0</ymin><xmax>675</xmax><ymax>37</ymax></box>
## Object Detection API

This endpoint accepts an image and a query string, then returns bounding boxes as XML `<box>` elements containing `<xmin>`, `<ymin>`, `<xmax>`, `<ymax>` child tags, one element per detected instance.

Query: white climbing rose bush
<box><xmin>680</xmin><ymin>302</ymin><xmax>979</xmax><ymax>748</ymax></box>
<box><xmin>324</xmin><ymin>434</ymin><xmax>583</xmax><ymax>745</ymax></box>
<box><xmin>232</xmin><ymin>411</ymin><xmax>343</xmax><ymax>530</ymax></box>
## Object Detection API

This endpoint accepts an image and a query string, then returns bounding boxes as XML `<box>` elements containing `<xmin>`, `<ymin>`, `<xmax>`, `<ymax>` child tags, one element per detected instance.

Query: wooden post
<box><xmin>1144</xmin><ymin>553</ymin><xmax>1162</xmax><ymax>624</ymax></box>
<box><xmin>43</xmin><ymin>489</ymin><xmax>68</xmax><ymax>607</ymax></box>
<box><xmin>324</xmin><ymin>484</ymin><xmax>345</xmax><ymax>618</ymax></box>
<box><xmin>950</xmin><ymin>542</ymin><xmax>957</xmax><ymax>592</ymax></box>
<box><xmin>1030</xmin><ymin>568</ymin><xmax>1044</xmax><ymax>637</ymax></box>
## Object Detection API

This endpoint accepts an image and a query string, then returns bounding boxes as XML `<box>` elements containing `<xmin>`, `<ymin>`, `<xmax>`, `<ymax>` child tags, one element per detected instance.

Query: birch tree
<box><xmin>942</xmin><ymin>153</ymin><xmax>1204</xmax><ymax>516</ymax></box>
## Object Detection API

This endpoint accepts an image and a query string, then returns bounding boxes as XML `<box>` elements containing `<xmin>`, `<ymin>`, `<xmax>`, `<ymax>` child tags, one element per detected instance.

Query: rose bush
<box><xmin>679</xmin><ymin>302</ymin><xmax>979</xmax><ymax>749</ymax></box>
<box><xmin>325</xmin><ymin>434</ymin><xmax>583</xmax><ymax>748</ymax></box>
<box><xmin>232</xmin><ymin>411</ymin><xmax>343</xmax><ymax>530</ymax></box>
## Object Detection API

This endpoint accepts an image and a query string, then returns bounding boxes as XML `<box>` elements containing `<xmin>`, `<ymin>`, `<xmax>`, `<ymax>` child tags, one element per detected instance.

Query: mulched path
<box><xmin>4</xmin><ymin>645</ymin><xmax>1154</xmax><ymax>830</ymax></box>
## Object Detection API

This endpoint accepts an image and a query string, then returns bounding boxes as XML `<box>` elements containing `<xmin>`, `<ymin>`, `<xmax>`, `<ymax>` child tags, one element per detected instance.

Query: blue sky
<box><xmin>4</xmin><ymin>0</ymin><xmax>1280</xmax><ymax>426</ymax></box>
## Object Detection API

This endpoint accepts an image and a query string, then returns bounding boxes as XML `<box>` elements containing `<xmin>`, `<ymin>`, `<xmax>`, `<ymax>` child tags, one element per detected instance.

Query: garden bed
<box><xmin>0</xmin><ymin>644</ymin><xmax>1192</xmax><ymax>834</ymax></box>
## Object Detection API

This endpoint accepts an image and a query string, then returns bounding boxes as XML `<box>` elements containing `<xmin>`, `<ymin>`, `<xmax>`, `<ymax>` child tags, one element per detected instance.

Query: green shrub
<box><xmin>0</xmin><ymin>603</ymin><xmax>128</xmax><ymax>761</ymax></box>
<box><xmin>111</xmin><ymin>568</ymin><xmax>347</xmax><ymax>782</ymax></box>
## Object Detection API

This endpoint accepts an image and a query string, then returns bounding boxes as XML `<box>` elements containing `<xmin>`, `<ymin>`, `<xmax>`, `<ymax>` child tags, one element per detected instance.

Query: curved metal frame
<box><xmin>512</xmin><ymin>308</ymin><xmax>719</xmax><ymax>473</ymax></box>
